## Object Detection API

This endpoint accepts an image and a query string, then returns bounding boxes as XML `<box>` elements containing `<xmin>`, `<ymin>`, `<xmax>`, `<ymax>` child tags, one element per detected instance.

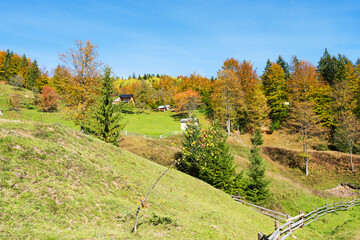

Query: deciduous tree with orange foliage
<box><xmin>286</xmin><ymin>58</ymin><xmax>328</xmax><ymax>176</ymax></box>
<box><xmin>37</xmin><ymin>85</ymin><xmax>59</xmax><ymax>112</ymax></box>
<box><xmin>174</xmin><ymin>89</ymin><xmax>201</xmax><ymax>118</ymax></box>
<box><xmin>59</xmin><ymin>40</ymin><xmax>101</xmax><ymax>132</ymax></box>
<box><xmin>212</xmin><ymin>69</ymin><xmax>245</xmax><ymax>135</ymax></box>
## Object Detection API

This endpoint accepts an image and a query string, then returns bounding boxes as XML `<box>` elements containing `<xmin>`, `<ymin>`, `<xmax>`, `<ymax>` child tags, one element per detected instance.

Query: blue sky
<box><xmin>1</xmin><ymin>0</ymin><xmax>360</xmax><ymax>78</ymax></box>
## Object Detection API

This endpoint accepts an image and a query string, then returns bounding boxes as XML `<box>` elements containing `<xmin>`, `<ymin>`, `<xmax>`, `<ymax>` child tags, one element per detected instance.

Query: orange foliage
<box><xmin>289</xmin><ymin>59</ymin><xmax>321</xmax><ymax>101</ymax></box>
<box><xmin>238</xmin><ymin>60</ymin><xmax>259</xmax><ymax>101</ymax></box>
<box><xmin>177</xmin><ymin>73</ymin><xmax>212</xmax><ymax>94</ymax></box>
<box><xmin>37</xmin><ymin>85</ymin><xmax>59</xmax><ymax>112</ymax></box>
<box><xmin>174</xmin><ymin>89</ymin><xmax>201</xmax><ymax>117</ymax></box>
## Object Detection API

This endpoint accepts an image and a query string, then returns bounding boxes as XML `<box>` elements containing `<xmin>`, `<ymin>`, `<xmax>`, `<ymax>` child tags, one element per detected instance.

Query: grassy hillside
<box><xmin>119</xmin><ymin>134</ymin><xmax>360</xmax><ymax>239</ymax></box>
<box><xmin>0</xmin><ymin>119</ymin><xmax>273</xmax><ymax>239</ymax></box>
<box><xmin>0</xmin><ymin>83</ymin><xmax>77</xmax><ymax>129</ymax></box>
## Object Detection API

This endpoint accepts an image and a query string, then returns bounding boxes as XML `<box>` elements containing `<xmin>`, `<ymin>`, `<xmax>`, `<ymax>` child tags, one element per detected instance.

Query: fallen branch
<box><xmin>132</xmin><ymin>158</ymin><xmax>181</xmax><ymax>233</ymax></box>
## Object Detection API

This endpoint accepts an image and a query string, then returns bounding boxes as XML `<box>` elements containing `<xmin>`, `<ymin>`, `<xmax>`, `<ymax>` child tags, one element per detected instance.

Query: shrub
<box><xmin>37</xmin><ymin>85</ymin><xmax>59</xmax><ymax>112</ymax></box>
<box><xmin>9</xmin><ymin>93</ymin><xmax>22</xmax><ymax>110</ymax></box>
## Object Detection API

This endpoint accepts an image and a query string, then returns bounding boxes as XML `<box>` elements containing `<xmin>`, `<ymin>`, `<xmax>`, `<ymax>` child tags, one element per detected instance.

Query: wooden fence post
<box><xmin>275</xmin><ymin>220</ymin><xmax>280</xmax><ymax>240</ymax></box>
<box><xmin>334</xmin><ymin>201</ymin><xmax>336</xmax><ymax>212</ymax></box>
<box><xmin>340</xmin><ymin>201</ymin><xmax>342</xmax><ymax>210</ymax></box>
<box><xmin>315</xmin><ymin>206</ymin><xmax>318</xmax><ymax>219</ymax></box>
<box><xmin>258</xmin><ymin>232</ymin><xmax>264</xmax><ymax>240</ymax></box>
<box><xmin>346</xmin><ymin>201</ymin><xmax>349</xmax><ymax>210</ymax></box>
<box><xmin>300</xmin><ymin>210</ymin><xmax>304</xmax><ymax>229</ymax></box>
<box><xmin>325</xmin><ymin>201</ymin><xmax>328</xmax><ymax>214</ymax></box>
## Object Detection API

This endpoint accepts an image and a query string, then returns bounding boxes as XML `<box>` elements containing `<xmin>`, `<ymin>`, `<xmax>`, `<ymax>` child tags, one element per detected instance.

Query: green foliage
<box><xmin>121</xmin><ymin>102</ymin><xmax>136</xmax><ymax>114</ymax></box>
<box><xmin>246</xmin><ymin>130</ymin><xmax>270</xmax><ymax>203</ymax></box>
<box><xmin>178</xmin><ymin>122</ymin><xmax>246</xmax><ymax>195</ymax></box>
<box><xmin>318</xmin><ymin>49</ymin><xmax>348</xmax><ymax>85</ymax></box>
<box><xmin>25</xmin><ymin>60</ymin><xmax>41</xmax><ymax>91</ymax></box>
<box><xmin>250</xmin><ymin>128</ymin><xmax>263</xmax><ymax>146</ymax></box>
<box><xmin>276</xmin><ymin>55</ymin><xmax>291</xmax><ymax>79</ymax></box>
<box><xmin>261</xmin><ymin>63</ymin><xmax>289</xmax><ymax>126</ymax></box>
<box><xmin>84</xmin><ymin>67</ymin><xmax>125</xmax><ymax>145</ymax></box>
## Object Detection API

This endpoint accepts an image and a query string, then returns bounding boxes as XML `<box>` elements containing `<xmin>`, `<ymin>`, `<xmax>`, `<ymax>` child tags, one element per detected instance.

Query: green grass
<box><xmin>0</xmin><ymin>120</ymin><xmax>273</xmax><ymax>239</ymax></box>
<box><xmin>1</xmin><ymin>83</ymin><xmax>209</xmax><ymax>136</ymax></box>
<box><xmin>122</xmin><ymin>110</ymin><xmax>209</xmax><ymax>135</ymax></box>
<box><xmin>296</xmin><ymin>207</ymin><xmax>360</xmax><ymax>239</ymax></box>
<box><xmin>0</xmin><ymin>83</ymin><xmax>77</xmax><ymax>130</ymax></box>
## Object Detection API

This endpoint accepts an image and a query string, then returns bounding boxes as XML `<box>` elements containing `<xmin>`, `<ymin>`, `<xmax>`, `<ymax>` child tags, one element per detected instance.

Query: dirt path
<box><xmin>325</xmin><ymin>183</ymin><xmax>359</xmax><ymax>198</ymax></box>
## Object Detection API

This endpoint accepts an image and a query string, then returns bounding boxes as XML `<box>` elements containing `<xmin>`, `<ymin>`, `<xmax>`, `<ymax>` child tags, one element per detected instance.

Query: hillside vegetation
<box><xmin>0</xmin><ymin>119</ymin><xmax>274</xmax><ymax>239</ymax></box>
<box><xmin>119</xmin><ymin>132</ymin><xmax>360</xmax><ymax>239</ymax></box>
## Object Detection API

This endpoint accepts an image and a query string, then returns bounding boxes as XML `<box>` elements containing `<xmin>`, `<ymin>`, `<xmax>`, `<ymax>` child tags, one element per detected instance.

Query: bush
<box><xmin>37</xmin><ymin>85</ymin><xmax>59</xmax><ymax>112</ymax></box>
<box><xmin>8</xmin><ymin>93</ymin><xmax>22</xmax><ymax>110</ymax></box>
<box><xmin>27</xmin><ymin>104</ymin><xmax>36</xmax><ymax>110</ymax></box>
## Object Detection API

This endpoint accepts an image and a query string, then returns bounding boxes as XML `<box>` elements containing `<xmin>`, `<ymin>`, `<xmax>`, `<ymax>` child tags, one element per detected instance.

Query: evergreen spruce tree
<box><xmin>356</xmin><ymin>58</ymin><xmax>360</xmax><ymax>66</ymax></box>
<box><xmin>177</xmin><ymin>122</ymin><xmax>203</xmax><ymax>177</ymax></box>
<box><xmin>25</xmin><ymin>60</ymin><xmax>41</xmax><ymax>90</ymax></box>
<box><xmin>20</xmin><ymin>54</ymin><xmax>28</xmax><ymax>69</ymax></box>
<box><xmin>85</xmin><ymin>67</ymin><xmax>125</xmax><ymax>145</ymax></box>
<box><xmin>19</xmin><ymin>54</ymin><xmax>28</xmax><ymax>80</ymax></box>
<box><xmin>178</xmin><ymin>122</ymin><xmax>246</xmax><ymax>195</ymax></box>
<box><xmin>276</xmin><ymin>55</ymin><xmax>291</xmax><ymax>79</ymax></box>
<box><xmin>264</xmin><ymin>59</ymin><xmax>272</xmax><ymax>72</ymax></box>
<box><xmin>246</xmin><ymin>129</ymin><xmax>270</xmax><ymax>203</ymax></box>
<box><xmin>317</xmin><ymin>49</ymin><xmax>348</xmax><ymax>85</ymax></box>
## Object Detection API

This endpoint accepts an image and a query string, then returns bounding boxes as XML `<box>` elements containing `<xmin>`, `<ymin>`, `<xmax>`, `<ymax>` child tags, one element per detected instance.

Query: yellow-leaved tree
<box><xmin>59</xmin><ymin>40</ymin><xmax>101</xmax><ymax>132</ymax></box>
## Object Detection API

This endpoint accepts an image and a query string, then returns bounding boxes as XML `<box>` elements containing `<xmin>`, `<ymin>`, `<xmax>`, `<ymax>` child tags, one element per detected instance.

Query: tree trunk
<box><xmin>226</xmin><ymin>118</ymin><xmax>231</xmax><ymax>136</ymax></box>
<box><xmin>305</xmin><ymin>141</ymin><xmax>309</xmax><ymax>176</ymax></box>
<box><xmin>349</xmin><ymin>143</ymin><xmax>354</xmax><ymax>172</ymax></box>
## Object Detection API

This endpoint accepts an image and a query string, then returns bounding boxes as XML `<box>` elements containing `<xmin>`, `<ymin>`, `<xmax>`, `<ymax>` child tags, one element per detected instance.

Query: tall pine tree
<box><xmin>276</xmin><ymin>55</ymin><xmax>291</xmax><ymax>79</ymax></box>
<box><xmin>25</xmin><ymin>60</ymin><xmax>41</xmax><ymax>90</ymax></box>
<box><xmin>85</xmin><ymin>67</ymin><xmax>124</xmax><ymax>145</ymax></box>
<box><xmin>246</xmin><ymin>129</ymin><xmax>270</xmax><ymax>203</ymax></box>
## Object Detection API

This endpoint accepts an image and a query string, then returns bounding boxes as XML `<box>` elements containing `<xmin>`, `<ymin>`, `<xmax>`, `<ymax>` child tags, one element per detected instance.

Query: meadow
<box><xmin>0</xmin><ymin>83</ymin><xmax>209</xmax><ymax>136</ymax></box>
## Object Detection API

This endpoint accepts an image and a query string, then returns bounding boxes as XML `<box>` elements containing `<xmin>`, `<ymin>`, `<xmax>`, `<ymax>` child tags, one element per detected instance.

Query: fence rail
<box><xmin>260</xmin><ymin>198</ymin><xmax>360</xmax><ymax>240</ymax></box>
<box><xmin>232</xmin><ymin>196</ymin><xmax>290</xmax><ymax>221</ymax></box>
<box><xmin>119</xmin><ymin>130</ymin><xmax>181</xmax><ymax>139</ymax></box>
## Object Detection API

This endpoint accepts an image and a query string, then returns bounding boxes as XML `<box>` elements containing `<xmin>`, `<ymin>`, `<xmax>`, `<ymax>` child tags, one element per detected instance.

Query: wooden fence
<box><xmin>232</xmin><ymin>195</ymin><xmax>290</xmax><ymax>221</ymax></box>
<box><xmin>258</xmin><ymin>198</ymin><xmax>360</xmax><ymax>240</ymax></box>
<box><xmin>119</xmin><ymin>130</ymin><xmax>180</xmax><ymax>139</ymax></box>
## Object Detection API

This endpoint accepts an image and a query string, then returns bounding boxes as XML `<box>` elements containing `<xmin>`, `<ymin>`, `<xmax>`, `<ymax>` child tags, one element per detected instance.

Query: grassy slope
<box><xmin>119</xmin><ymin>134</ymin><xmax>360</xmax><ymax>239</ymax></box>
<box><xmin>0</xmin><ymin>84</ymin><xmax>77</xmax><ymax>130</ymax></box>
<box><xmin>228</xmin><ymin>137</ymin><xmax>360</xmax><ymax>239</ymax></box>
<box><xmin>0</xmin><ymin>120</ymin><xmax>273</xmax><ymax>239</ymax></box>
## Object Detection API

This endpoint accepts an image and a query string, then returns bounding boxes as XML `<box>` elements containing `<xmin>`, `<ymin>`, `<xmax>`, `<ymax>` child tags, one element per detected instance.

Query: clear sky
<box><xmin>1</xmin><ymin>0</ymin><xmax>360</xmax><ymax>78</ymax></box>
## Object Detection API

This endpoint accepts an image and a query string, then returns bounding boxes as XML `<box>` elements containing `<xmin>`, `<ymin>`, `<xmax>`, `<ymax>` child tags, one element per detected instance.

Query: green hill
<box><xmin>0</xmin><ymin>119</ymin><xmax>273</xmax><ymax>239</ymax></box>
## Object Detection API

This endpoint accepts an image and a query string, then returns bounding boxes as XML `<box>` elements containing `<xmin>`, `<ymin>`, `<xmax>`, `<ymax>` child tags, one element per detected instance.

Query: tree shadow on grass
<box><xmin>170</xmin><ymin>112</ymin><xmax>188</xmax><ymax>122</ymax></box>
